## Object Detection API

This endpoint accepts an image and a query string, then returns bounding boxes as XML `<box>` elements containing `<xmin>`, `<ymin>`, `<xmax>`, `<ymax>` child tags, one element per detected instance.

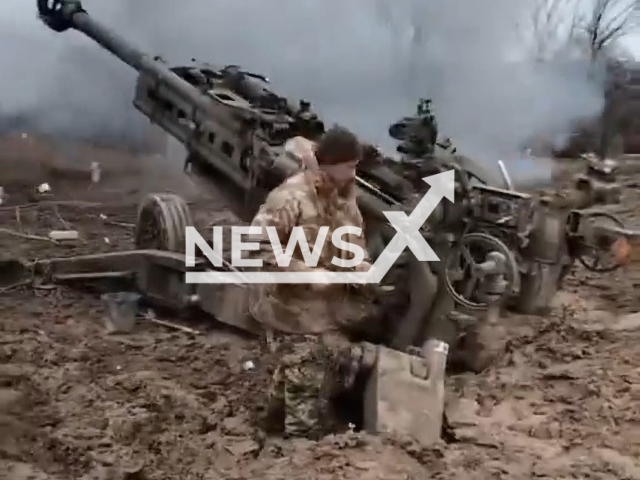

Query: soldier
<box><xmin>249</xmin><ymin>126</ymin><xmax>375</xmax><ymax>439</ymax></box>
<box><xmin>283</xmin><ymin>135</ymin><xmax>318</xmax><ymax>170</ymax></box>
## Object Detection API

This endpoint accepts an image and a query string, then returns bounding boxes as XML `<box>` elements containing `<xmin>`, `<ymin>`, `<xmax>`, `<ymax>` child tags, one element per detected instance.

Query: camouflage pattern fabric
<box><xmin>248</xmin><ymin>169</ymin><xmax>374</xmax><ymax>335</ymax></box>
<box><xmin>248</xmin><ymin>168</ymin><xmax>376</xmax><ymax>438</ymax></box>
<box><xmin>265</xmin><ymin>333</ymin><xmax>364</xmax><ymax>438</ymax></box>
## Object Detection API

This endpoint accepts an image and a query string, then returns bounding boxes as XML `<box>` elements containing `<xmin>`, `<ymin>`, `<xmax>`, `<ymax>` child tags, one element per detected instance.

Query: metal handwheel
<box><xmin>572</xmin><ymin>210</ymin><xmax>627</xmax><ymax>273</ymax></box>
<box><xmin>444</xmin><ymin>232</ymin><xmax>519</xmax><ymax>311</ymax></box>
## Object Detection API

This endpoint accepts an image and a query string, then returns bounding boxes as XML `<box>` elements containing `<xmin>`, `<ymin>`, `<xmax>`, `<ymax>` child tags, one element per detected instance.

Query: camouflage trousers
<box><xmin>265</xmin><ymin>333</ymin><xmax>364</xmax><ymax>439</ymax></box>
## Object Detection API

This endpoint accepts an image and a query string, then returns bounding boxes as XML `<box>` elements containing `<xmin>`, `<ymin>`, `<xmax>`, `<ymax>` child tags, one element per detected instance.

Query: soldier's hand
<box><xmin>354</xmin><ymin>260</ymin><xmax>372</xmax><ymax>273</ymax></box>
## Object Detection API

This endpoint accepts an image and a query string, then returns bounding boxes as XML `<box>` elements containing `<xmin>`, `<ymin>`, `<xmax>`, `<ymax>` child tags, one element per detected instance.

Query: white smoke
<box><xmin>0</xmin><ymin>0</ymin><xmax>609</xmax><ymax>182</ymax></box>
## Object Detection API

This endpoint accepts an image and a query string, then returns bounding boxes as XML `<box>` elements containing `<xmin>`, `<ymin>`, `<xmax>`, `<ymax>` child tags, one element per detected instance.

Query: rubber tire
<box><xmin>134</xmin><ymin>193</ymin><xmax>193</xmax><ymax>252</ymax></box>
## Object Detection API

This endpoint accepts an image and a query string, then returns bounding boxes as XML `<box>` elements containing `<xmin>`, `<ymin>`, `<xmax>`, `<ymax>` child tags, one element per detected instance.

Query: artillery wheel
<box><xmin>444</xmin><ymin>233</ymin><xmax>519</xmax><ymax>311</ymax></box>
<box><xmin>134</xmin><ymin>193</ymin><xmax>193</xmax><ymax>252</ymax></box>
<box><xmin>575</xmin><ymin>211</ymin><xmax>626</xmax><ymax>273</ymax></box>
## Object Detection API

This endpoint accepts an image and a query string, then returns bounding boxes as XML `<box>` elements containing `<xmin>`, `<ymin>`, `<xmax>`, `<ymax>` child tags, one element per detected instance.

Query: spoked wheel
<box><xmin>444</xmin><ymin>233</ymin><xmax>519</xmax><ymax>311</ymax></box>
<box><xmin>574</xmin><ymin>211</ymin><xmax>626</xmax><ymax>273</ymax></box>
<box><xmin>135</xmin><ymin>193</ymin><xmax>193</xmax><ymax>252</ymax></box>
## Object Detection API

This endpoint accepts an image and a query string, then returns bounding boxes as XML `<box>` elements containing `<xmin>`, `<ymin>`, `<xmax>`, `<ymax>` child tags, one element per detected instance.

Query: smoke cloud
<box><xmin>0</xmin><ymin>0</ymin><xmax>606</xmax><ymax>182</ymax></box>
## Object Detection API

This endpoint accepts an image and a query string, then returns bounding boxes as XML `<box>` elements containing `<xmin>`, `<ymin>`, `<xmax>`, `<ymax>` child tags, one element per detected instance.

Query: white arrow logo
<box><xmin>186</xmin><ymin>169</ymin><xmax>455</xmax><ymax>284</ymax></box>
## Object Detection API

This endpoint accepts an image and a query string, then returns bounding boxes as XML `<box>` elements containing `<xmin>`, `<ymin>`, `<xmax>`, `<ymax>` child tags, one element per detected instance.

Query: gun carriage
<box><xmin>33</xmin><ymin>0</ymin><xmax>528</xmax><ymax>335</ymax></box>
<box><xmin>30</xmin><ymin>0</ymin><xmax>636</xmax><ymax>339</ymax></box>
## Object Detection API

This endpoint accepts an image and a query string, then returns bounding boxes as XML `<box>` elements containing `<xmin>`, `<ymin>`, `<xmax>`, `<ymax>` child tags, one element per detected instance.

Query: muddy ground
<box><xmin>1</xmin><ymin>134</ymin><xmax>639</xmax><ymax>480</ymax></box>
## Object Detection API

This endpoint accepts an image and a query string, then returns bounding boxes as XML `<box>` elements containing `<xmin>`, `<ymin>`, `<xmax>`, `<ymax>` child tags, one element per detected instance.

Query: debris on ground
<box><xmin>1</xmin><ymin>137</ymin><xmax>640</xmax><ymax>479</ymax></box>
<box><xmin>48</xmin><ymin>230</ymin><xmax>79</xmax><ymax>241</ymax></box>
<box><xmin>36</xmin><ymin>183</ymin><xmax>51</xmax><ymax>194</ymax></box>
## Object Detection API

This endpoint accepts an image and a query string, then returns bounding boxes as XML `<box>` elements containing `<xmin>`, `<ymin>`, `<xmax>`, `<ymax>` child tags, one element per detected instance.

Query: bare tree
<box><xmin>581</xmin><ymin>0</ymin><xmax>636</xmax><ymax>62</ymax></box>
<box><xmin>528</xmin><ymin>0</ymin><xmax>636</xmax><ymax>63</ymax></box>
<box><xmin>527</xmin><ymin>0</ymin><xmax>637</xmax><ymax>158</ymax></box>
<box><xmin>528</xmin><ymin>0</ymin><xmax>581</xmax><ymax>61</ymax></box>
<box><xmin>577</xmin><ymin>0</ymin><xmax>637</xmax><ymax>157</ymax></box>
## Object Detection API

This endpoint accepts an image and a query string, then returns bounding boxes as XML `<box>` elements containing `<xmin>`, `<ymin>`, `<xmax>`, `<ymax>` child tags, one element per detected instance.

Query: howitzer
<box><xmin>35</xmin><ymin>0</ymin><xmax>521</xmax><ymax>330</ymax></box>
<box><xmin>37</xmin><ymin>0</ymin><xmax>629</xmax><ymax>326</ymax></box>
<box><xmin>30</xmin><ymin>0</ymin><xmax>527</xmax><ymax>444</ymax></box>
<box><xmin>29</xmin><ymin>0</ymin><xmax>639</xmax><ymax>443</ymax></box>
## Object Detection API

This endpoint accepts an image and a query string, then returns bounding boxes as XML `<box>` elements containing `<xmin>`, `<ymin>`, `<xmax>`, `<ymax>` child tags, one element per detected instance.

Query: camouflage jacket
<box><xmin>248</xmin><ymin>170</ymin><xmax>373</xmax><ymax>334</ymax></box>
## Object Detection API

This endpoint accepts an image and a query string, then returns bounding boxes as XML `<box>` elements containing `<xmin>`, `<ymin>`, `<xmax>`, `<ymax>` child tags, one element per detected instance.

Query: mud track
<box><xmin>1</xmin><ymin>135</ymin><xmax>639</xmax><ymax>479</ymax></box>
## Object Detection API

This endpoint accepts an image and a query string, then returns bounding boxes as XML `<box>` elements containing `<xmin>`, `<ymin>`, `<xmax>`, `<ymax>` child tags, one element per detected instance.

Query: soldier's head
<box><xmin>315</xmin><ymin>125</ymin><xmax>362</xmax><ymax>194</ymax></box>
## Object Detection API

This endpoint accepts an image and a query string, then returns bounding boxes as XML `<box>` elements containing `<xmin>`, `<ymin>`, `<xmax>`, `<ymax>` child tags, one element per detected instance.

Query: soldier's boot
<box><xmin>263</xmin><ymin>366</ymin><xmax>285</xmax><ymax>435</ymax></box>
<box><xmin>362</xmin><ymin>339</ymin><xmax>448</xmax><ymax>446</ymax></box>
<box><xmin>282</xmin><ymin>361</ymin><xmax>328</xmax><ymax>440</ymax></box>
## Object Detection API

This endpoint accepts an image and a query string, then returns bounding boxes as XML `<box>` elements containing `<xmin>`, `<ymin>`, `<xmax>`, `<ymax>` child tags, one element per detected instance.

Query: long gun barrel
<box><xmin>39</xmin><ymin>1</ymin><xmax>160</xmax><ymax>71</ymax></box>
<box><xmin>36</xmin><ymin>1</ymin><xmax>417</xmax><ymax>225</ymax></box>
<box><xmin>37</xmin><ymin>0</ymin><xmax>230</xmax><ymax>129</ymax></box>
